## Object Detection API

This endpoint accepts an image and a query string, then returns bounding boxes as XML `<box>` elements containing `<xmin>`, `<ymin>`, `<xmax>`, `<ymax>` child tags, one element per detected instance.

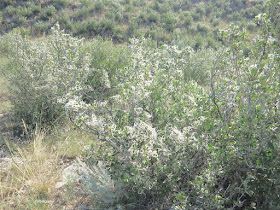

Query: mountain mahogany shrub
<box><xmin>63</xmin><ymin>38</ymin><xmax>211</xmax><ymax>207</ymax></box>
<box><xmin>3</xmin><ymin>23</ymin><xmax>93</xmax><ymax>128</ymax></box>
<box><xmin>2</xmin><ymin>34</ymin><xmax>57</xmax><ymax>127</ymax></box>
<box><xmin>83</xmin><ymin>39</ymin><xmax>129</xmax><ymax>101</ymax></box>
<box><xmin>184</xmin><ymin>47</ymin><xmax>217</xmax><ymax>84</ymax></box>
<box><xmin>189</xmin><ymin>1</ymin><xmax>280</xmax><ymax>209</ymax></box>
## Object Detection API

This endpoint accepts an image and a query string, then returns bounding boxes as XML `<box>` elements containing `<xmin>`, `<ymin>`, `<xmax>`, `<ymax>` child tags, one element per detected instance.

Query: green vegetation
<box><xmin>0</xmin><ymin>57</ymin><xmax>12</xmax><ymax>113</ymax></box>
<box><xmin>0</xmin><ymin>0</ymin><xmax>265</xmax><ymax>46</ymax></box>
<box><xmin>0</xmin><ymin>0</ymin><xmax>280</xmax><ymax>209</ymax></box>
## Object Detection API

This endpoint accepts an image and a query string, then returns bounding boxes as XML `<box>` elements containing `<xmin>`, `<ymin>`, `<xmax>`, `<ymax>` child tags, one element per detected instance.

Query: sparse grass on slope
<box><xmin>0</xmin><ymin>0</ymin><xmax>264</xmax><ymax>46</ymax></box>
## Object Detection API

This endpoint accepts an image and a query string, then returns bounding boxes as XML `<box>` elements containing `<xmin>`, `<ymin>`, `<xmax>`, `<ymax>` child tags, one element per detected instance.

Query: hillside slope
<box><xmin>0</xmin><ymin>0</ymin><xmax>264</xmax><ymax>46</ymax></box>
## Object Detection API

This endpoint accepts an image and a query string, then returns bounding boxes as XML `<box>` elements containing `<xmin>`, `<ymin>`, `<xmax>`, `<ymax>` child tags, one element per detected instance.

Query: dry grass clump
<box><xmin>0</xmin><ymin>128</ymin><xmax>60</xmax><ymax>209</ymax></box>
<box><xmin>0</xmin><ymin>126</ymin><xmax>95</xmax><ymax>209</ymax></box>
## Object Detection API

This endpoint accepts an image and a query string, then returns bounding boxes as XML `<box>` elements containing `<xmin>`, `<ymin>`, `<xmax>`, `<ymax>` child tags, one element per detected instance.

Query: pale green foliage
<box><xmin>65</xmin><ymin>158</ymin><xmax>124</xmax><ymax>208</ymax></box>
<box><xmin>2</xmin><ymin>23</ymin><xmax>92</xmax><ymax>127</ymax></box>
<box><xmin>69</xmin><ymin>1</ymin><xmax>280</xmax><ymax>208</ymax></box>
<box><xmin>2</xmin><ymin>1</ymin><xmax>279</xmax><ymax>208</ymax></box>
<box><xmin>189</xmin><ymin>1</ymin><xmax>280</xmax><ymax>208</ymax></box>
<box><xmin>64</xmin><ymin>37</ymin><xmax>209</xmax><ymax>207</ymax></box>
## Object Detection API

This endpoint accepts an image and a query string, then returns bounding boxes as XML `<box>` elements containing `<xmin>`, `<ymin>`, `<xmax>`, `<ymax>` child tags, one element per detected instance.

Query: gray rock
<box><xmin>0</xmin><ymin>150</ymin><xmax>7</xmax><ymax>158</ymax></box>
<box><xmin>0</xmin><ymin>158</ymin><xmax>11</xmax><ymax>169</ymax></box>
<box><xmin>0</xmin><ymin>157</ymin><xmax>23</xmax><ymax>170</ymax></box>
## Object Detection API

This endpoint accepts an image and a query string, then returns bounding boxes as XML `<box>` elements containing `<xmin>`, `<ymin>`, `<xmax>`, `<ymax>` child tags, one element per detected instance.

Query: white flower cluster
<box><xmin>101</xmin><ymin>69</ymin><xmax>111</xmax><ymax>88</ymax></box>
<box><xmin>169</xmin><ymin>127</ymin><xmax>185</xmax><ymax>143</ymax></box>
<box><xmin>255</xmin><ymin>13</ymin><xmax>267</xmax><ymax>24</ymax></box>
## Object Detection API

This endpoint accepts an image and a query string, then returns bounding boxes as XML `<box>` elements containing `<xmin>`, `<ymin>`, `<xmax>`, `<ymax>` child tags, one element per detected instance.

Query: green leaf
<box><xmin>267</xmin><ymin>141</ymin><xmax>274</xmax><ymax>150</ymax></box>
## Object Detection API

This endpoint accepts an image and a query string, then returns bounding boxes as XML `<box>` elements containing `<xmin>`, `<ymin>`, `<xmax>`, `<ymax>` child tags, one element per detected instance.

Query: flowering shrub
<box><xmin>2</xmin><ymin>23</ymin><xmax>91</xmax><ymax>128</ymax></box>
<box><xmin>73</xmin><ymin>1</ymin><xmax>280</xmax><ymax>208</ymax></box>
<box><xmin>189</xmin><ymin>1</ymin><xmax>280</xmax><ymax>208</ymax></box>
<box><xmin>2</xmin><ymin>1</ymin><xmax>280</xmax><ymax>208</ymax></box>
<box><xmin>63</xmin><ymin>37</ymin><xmax>212</xmax><ymax>207</ymax></box>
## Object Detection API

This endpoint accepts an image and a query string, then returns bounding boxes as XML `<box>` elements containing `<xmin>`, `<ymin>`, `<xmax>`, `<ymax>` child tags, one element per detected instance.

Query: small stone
<box><xmin>0</xmin><ymin>158</ymin><xmax>12</xmax><ymax>169</ymax></box>
<box><xmin>55</xmin><ymin>181</ymin><xmax>67</xmax><ymax>189</ymax></box>
<box><xmin>0</xmin><ymin>150</ymin><xmax>7</xmax><ymax>158</ymax></box>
